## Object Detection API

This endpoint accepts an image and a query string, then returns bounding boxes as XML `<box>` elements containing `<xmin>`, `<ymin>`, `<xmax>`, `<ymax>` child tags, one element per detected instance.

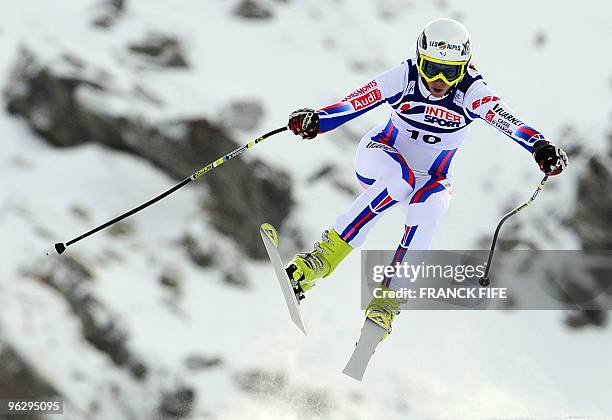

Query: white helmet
<box><xmin>416</xmin><ymin>18</ymin><xmax>472</xmax><ymax>85</ymax></box>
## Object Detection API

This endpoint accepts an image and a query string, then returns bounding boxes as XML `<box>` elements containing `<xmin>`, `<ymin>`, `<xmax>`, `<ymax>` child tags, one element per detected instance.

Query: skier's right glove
<box><xmin>288</xmin><ymin>108</ymin><xmax>320</xmax><ymax>140</ymax></box>
<box><xmin>532</xmin><ymin>140</ymin><xmax>568</xmax><ymax>176</ymax></box>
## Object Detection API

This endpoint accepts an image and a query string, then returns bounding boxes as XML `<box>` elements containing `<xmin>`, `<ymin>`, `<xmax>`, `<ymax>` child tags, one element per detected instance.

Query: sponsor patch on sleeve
<box><xmin>472</xmin><ymin>95</ymin><xmax>499</xmax><ymax>110</ymax></box>
<box><xmin>492</xmin><ymin>103</ymin><xmax>523</xmax><ymax>125</ymax></box>
<box><xmin>342</xmin><ymin>80</ymin><xmax>379</xmax><ymax>102</ymax></box>
<box><xmin>350</xmin><ymin>89</ymin><xmax>383</xmax><ymax>111</ymax></box>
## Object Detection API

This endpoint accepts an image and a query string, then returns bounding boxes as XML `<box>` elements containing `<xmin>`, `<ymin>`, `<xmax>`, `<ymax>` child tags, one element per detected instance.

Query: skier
<box><xmin>285</xmin><ymin>18</ymin><xmax>568</xmax><ymax>337</ymax></box>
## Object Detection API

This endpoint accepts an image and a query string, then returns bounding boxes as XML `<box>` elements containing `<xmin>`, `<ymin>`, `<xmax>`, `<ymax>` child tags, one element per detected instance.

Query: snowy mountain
<box><xmin>1</xmin><ymin>1</ymin><xmax>612</xmax><ymax>419</ymax></box>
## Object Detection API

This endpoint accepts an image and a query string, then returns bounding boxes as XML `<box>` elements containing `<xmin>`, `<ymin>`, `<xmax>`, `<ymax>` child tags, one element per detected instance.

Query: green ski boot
<box><xmin>286</xmin><ymin>228</ymin><xmax>352</xmax><ymax>293</ymax></box>
<box><xmin>365</xmin><ymin>288</ymin><xmax>401</xmax><ymax>338</ymax></box>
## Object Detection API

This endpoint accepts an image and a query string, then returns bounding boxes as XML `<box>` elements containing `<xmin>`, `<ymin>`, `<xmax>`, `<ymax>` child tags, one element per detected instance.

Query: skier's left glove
<box><xmin>532</xmin><ymin>140</ymin><xmax>568</xmax><ymax>176</ymax></box>
<box><xmin>288</xmin><ymin>108</ymin><xmax>320</xmax><ymax>139</ymax></box>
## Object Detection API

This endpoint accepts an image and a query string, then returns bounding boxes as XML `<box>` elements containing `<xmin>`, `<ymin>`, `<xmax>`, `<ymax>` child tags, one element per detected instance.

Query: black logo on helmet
<box><xmin>420</xmin><ymin>32</ymin><xmax>427</xmax><ymax>50</ymax></box>
<box><xmin>461</xmin><ymin>40</ymin><xmax>471</xmax><ymax>56</ymax></box>
<box><xmin>429</xmin><ymin>40</ymin><xmax>460</xmax><ymax>51</ymax></box>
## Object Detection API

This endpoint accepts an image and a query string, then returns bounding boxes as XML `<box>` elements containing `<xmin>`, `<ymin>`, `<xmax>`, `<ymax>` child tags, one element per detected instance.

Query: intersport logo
<box><xmin>424</xmin><ymin>106</ymin><xmax>461</xmax><ymax>128</ymax></box>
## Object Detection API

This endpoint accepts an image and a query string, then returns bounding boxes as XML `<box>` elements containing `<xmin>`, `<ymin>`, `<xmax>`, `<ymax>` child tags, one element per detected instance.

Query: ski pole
<box><xmin>479</xmin><ymin>175</ymin><xmax>549</xmax><ymax>287</ymax></box>
<box><xmin>53</xmin><ymin>126</ymin><xmax>288</xmax><ymax>255</ymax></box>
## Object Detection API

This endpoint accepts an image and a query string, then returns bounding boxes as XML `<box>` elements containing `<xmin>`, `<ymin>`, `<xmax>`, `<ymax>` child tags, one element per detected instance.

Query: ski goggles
<box><xmin>417</xmin><ymin>55</ymin><xmax>468</xmax><ymax>85</ymax></box>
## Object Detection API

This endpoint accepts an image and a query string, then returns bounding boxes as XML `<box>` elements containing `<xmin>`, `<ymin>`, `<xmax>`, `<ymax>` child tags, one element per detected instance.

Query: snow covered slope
<box><xmin>1</xmin><ymin>1</ymin><xmax>612</xmax><ymax>419</ymax></box>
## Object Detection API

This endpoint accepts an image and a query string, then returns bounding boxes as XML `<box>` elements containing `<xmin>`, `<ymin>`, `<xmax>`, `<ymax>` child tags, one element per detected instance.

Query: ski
<box><xmin>342</xmin><ymin>318</ymin><xmax>387</xmax><ymax>381</ymax></box>
<box><xmin>260</xmin><ymin>223</ymin><xmax>307</xmax><ymax>335</ymax></box>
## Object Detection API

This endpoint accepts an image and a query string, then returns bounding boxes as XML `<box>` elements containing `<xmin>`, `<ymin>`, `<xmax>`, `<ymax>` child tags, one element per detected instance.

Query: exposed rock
<box><xmin>307</xmin><ymin>163</ymin><xmax>359</xmax><ymax>196</ymax></box>
<box><xmin>180</xmin><ymin>233</ymin><xmax>214</xmax><ymax>267</ymax></box>
<box><xmin>565</xmin><ymin>130</ymin><xmax>612</xmax><ymax>328</ymax></box>
<box><xmin>191</xmin><ymin>135</ymin><xmax>293</xmax><ymax>259</ymax></box>
<box><xmin>306</xmin><ymin>163</ymin><xmax>335</xmax><ymax>183</ymax></box>
<box><xmin>5</xmin><ymin>50</ymin><xmax>122</xmax><ymax>149</ymax></box>
<box><xmin>178</xmin><ymin>228</ymin><xmax>250</xmax><ymax>288</ymax></box>
<box><xmin>128</xmin><ymin>33</ymin><xmax>189</xmax><ymax>68</ymax></box>
<box><xmin>557</xmin><ymin>124</ymin><xmax>584</xmax><ymax>158</ymax></box>
<box><xmin>233</xmin><ymin>0</ymin><xmax>273</xmax><ymax>19</ymax></box>
<box><xmin>543</xmin><ymin>263</ymin><xmax>612</xmax><ymax>329</ymax></box>
<box><xmin>572</xmin><ymin>155</ymin><xmax>612</xmax><ymax>250</ymax></box>
<box><xmin>158</xmin><ymin>386</ymin><xmax>195</xmax><ymax>419</ymax></box>
<box><xmin>159</xmin><ymin>266</ymin><xmax>182</xmax><ymax>294</ymax></box>
<box><xmin>477</xmin><ymin>231</ymin><xmax>531</xmax><ymax>252</ymax></box>
<box><xmin>184</xmin><ymin>354</ymin><xmax>223</xmax><ymax>371</ymax></box>
<box><xmin>61</xmin><ymin>52</ymin><xmax>86</xmax><ymax>70</ymax></box>
<box><xmin>332</xmin><ymin>179</ymin><xmax>359</xmax><ymax>196</ymax></box>
<box><xmin>218</xmin><ymin>100</ymin><xmax>264</xmax><ymax>131</ymax></box>
<box><xmin>223</xmin><ymin>272</ymin><xmax>248</xmax><ymax>288</ymax></box>
<box><xmin>22</xmin><ymin>255</ymin><xmax>148</xmax><ymax>380</ymax></box>
<box><xmin>92</xmin><ymin>0</ymin><xmax>125</xmax><ymax>29</ymax></box>
<box><xmin>71</xmin><ymin>204</ymin><xmax>92</xmax><ymax>221</ymax></box>
<box><xmin>4</xmin><ymin>48</ymin><xmax>294</xmax><ymax>259</ymax></box>
<box><xmin>132</xmin><ymin>83</ymin><xmax>164</xmax><ymax>106</ymax></box>
<box><xmin>106</xmin><ymin>221</ymin><xmax>134</xmax><ymax>237</ymax></box>
<box><xmin>485</xmin><ymin>124</ymin><xmax>612</xmax><ymax>329</ymax></box>
<box><xmin>129</xmin><ymin>361</ymin><xmax>148</xmax><ymax>380</ymax></box>
<box><xmin>565</xmin><ymin>308</ymin><xmax>608</xmax><ymax>328</ymax></box>
<box><xmin>0</xmin><ymin>343</ymin><xmax>60</xmax><ymax>404</ymax></box>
